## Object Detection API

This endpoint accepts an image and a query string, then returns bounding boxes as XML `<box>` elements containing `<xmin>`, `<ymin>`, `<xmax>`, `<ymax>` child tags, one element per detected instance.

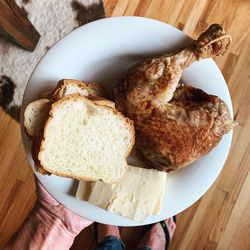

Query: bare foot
<box><xmin>97</xmin><ymin>224</ymin><xmax>120</xmax><ymax>244</ymax></box>
<box><xmin>137</xmin><ymin>217</ymin><xmax>176</xmax><ymax>250</ymax></box>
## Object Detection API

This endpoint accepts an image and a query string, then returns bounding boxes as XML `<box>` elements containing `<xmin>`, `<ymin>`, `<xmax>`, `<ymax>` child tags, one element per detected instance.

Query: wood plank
<box><xmin>1</xmin><ymin>0</ymin><xmax>250</xmax><ymax>249</ymax></box>
<box><xmin>0</xmin><ymin>108</ymin><xmax>36</xmax><ymax>246</ymax></box>
<box><xmin>216</xmin><ymin>170</ymin><xmax>250</xmax><ymax>250</ymax></box>
<box><xmin>0</xmin><ymin>0</ymin><xmax>40</xmax><ymax>51</ymax></box>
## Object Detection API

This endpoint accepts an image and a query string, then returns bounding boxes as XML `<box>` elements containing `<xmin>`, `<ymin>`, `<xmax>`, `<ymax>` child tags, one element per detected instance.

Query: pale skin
<box><xmin>4</xmin><ymin>179</ymin><xmax>175</xmax><ymax>250</ymax></box>
<box><xmin>4</xmin><ymin>180</ymin><xmax>93</xmax><ymax>250</ymax></box>
<box><xmin>137</xmin><ymin>218</ymin><xmax>176</xmax><ymax>250</ymax></box>
<box><xmin>97</xmin><ymin>219</ymin><xmax>176</xmax><ymax>250</ymax></box>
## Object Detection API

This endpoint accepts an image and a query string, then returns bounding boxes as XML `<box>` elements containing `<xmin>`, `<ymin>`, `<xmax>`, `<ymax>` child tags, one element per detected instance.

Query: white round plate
<box><xmin>21</xmin><ymin>17</ymin><xmax>233</xmax><ymax>226</ymax></box>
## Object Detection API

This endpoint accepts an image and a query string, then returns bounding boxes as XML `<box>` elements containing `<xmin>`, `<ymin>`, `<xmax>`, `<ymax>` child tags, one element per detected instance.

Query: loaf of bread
<box><xmin>38</xmin><ymin>94</ymin><xmax>134</xmax><ymax>183</ymax></box>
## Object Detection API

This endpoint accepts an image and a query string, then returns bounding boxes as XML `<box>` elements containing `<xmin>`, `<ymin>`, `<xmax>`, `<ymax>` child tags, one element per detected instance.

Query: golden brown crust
<box><xmin>87</xmin><ymin>81</ymin><xmax>109</xmax><ymax>98</ymax></box>
<box><xmin>38</xmin><ymin>79</ymin><xmax>107</xmax><ymax>100</ymax></box>
<box><xmin>35</xmin><ymin>168</ymin><xmax>116</xmax><ymax>183</ymax></box>
<box><xmin>85</xmin><ymin>95</ymin><xmax>115</xmax><ymax>108</ymax></box>
<box><xmin>31</xmin><ymin>136</ymin><xmax>51</xmax><ymax>175</ymax></box>
<box><xmin>123</xmin><ymin>86</ymin><xmax>233</xmax><ymax>172</ymax></box>
<box><xmin>135</xmin><ymin>94</ymin><xmax>225</xmax><ymax>171</ymax></box>
<box><xmin>114</xmin><ymin>24</ymin><xmax>234</xmax><ymax>172</ymax></box>
<box><xmin>24</xmin><ymin>99</ymin><xmax>51</xmax><ymax>138</ymax></box>
<box><xmin>52</xmin><ymin>79</ymin><xmax>94</xmax><ymax>99</ymax></box>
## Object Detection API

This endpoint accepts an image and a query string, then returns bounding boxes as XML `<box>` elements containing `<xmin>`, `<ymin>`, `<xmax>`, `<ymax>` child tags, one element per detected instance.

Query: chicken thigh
<box><xmin>114</xmin><ymin>24</ymin><xmax>234</xmax><ymax>172</ymax></box>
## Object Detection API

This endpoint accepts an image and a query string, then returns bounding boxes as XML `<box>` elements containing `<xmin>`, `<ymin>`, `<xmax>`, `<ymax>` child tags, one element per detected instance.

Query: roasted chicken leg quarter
<box><xmin>114</xmin><ymin>24</ymin><xmax>235</xmax><ymax>172</ymax></box>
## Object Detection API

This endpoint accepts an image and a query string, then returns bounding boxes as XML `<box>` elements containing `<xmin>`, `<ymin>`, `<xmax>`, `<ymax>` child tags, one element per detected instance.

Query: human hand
<box><xmin>4</xmin><ymin>178</ymin><xmax>93</xmax><ymax>250</ymax></box>
<box><xmin>35</xmin><ymin>178</ymin><xmax>93</xmax><ymax>235</ymax></box>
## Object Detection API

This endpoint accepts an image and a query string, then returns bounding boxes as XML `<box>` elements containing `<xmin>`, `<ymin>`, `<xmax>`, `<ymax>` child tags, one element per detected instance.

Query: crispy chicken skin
<box><xmin>114</xmin><ymin>24</ymin><xmax>234</xmax><ymax>172</ymax></box>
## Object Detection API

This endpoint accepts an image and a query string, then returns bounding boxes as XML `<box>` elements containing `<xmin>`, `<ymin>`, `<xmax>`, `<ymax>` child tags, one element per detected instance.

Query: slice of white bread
<box><xmin>31</xmin><ymin>96</ymin><xmax>116</xmax><ymax>176</ymax></box>
<box><xmin>38</xmin><ymin>94</ymin><xmax>134</xmax><ymax>183</ymax></box>
<box><xmin>24</xmin><ymin>99</ymin><xmax>51</xmax><ymax>137</ymax></box>
<box><xmin>25</xmin><ymin>80</ymin><xmax>114</xmax><ymax>138</ymax></box>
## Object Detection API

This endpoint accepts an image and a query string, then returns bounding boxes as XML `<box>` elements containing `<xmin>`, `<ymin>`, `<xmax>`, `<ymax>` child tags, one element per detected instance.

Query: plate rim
<box><xmin>20</xmin><ymin>16</ymin><xmax>233</xmax><ymax>226</ymax></box>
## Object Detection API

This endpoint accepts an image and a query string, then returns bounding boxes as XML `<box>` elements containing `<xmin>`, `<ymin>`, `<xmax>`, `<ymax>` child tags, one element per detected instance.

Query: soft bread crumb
<box><xmin>38</xmin><ymin>94</ymin><xmax>134</xmax><ymax>183</ymax></box>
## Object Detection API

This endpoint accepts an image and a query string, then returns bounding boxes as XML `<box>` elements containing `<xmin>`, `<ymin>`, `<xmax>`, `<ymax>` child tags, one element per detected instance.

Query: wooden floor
<box><xmin>1</xmin><ymin>0</ymin><xmax>250</xmax><ymax>249</ymax></box>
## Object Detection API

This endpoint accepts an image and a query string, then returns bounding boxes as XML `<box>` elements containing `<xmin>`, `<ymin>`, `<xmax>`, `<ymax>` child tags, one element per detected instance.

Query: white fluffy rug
<box><xmin>0</xmin><ymin>0</ymin><xmax>105</xmax><ymax>120</ymax></box>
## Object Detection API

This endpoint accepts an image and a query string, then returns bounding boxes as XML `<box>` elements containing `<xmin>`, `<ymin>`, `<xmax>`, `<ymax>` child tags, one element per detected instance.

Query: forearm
<box><xmin>4</xmin><ymin>205</ymin><xmax>77</xmax><ymax>250</ymax></box>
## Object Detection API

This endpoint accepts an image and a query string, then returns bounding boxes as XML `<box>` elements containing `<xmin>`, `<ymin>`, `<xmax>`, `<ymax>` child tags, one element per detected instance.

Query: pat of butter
<box><xmin>76</xmin><ymin>165</ymin><xmax>167</xmax><ymax>222</ymax></box>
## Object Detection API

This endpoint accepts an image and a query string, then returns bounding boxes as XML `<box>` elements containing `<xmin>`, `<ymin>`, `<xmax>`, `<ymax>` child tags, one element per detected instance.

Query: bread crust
<box><xmin>85</xmin><ymin>95</ymin><xmax>115</xmax><ymax>108</ymax></box>
<box><xmin>31</xmin><ymin>136</ymin><xmax>51</xmax><ymax>175</ymax></box>
<box><xmin>38</xmin><ymin>79</ymin><xmax>107</xmax><ymax>101</ymax></box>
<box><xmin>52</xmin><ymin>79</ymin><xmax>94</xmax><ymax>99</ymax></box>
<box><xmin>87</xmin><ymin>81</ymin><xmax>109</xmax><ymax>98</ymax></box>
<box><xmin>38</xmin><ymin>94</ymin><xmax>135</xmax><ymax>182</ymax></box>
<box><xmin>24</xmin><ymin>98</ymin><xmax>51</xmax><ymax>138</ymax></box>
